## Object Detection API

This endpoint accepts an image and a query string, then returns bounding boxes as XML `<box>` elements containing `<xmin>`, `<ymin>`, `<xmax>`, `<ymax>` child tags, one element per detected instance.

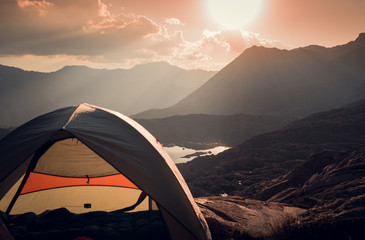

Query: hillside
<box><xmin>135</xmin><ymin>33</ymin><xmax>365</xmax><ymax>119</ymax></box>
<box><xmin>178</xmin><ymin>99</ymin><xmax>365</xmax><ymax>200</ymax></box>
<box><xmin>136</xmin><ymin>114</ymin><xmax>292</xmax><ymax>149</ymax></box>
<box><xmin>0</xmin><ymin>62</ymin><xmax>215</xmax><ymax>126</ymax></box>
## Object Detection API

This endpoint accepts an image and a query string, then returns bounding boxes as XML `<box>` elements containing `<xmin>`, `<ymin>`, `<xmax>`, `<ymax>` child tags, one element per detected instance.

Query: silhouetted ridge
<box><xmin>134</xmin><ymin>33</ymin><xmax>365</xmax><ymax>119</ymax></box>
<box><xmin>355</xmin><ymin>32</ymin><xmax>365</xmax><ymax>43</ymax></box>
<box><xmin>0</xmin><ymin>62</ymin><xmax>216</xmax><ymax>126</ymax></box>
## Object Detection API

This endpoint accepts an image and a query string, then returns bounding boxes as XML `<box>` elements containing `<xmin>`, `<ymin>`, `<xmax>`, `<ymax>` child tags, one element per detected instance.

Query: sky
<box><xmin>0</xmin><ymin>0</ymin><xmax>364</xmax><ymax>72</ymax></box>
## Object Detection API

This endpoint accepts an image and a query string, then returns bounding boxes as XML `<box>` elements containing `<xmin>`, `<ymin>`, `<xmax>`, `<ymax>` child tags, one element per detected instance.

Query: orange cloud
<box><xmin>165</xmin><ymin>17</ymin><xmax>182</xmax><ymax>25</ymax></box>
<box><xmin>153</xmin><ymin>29</ymin><xmax>289</xmax><ymax>71</ymax></box>
<box><xmin>82</xmin><ymin>2</ymin><xmax>161</xmax><ymax>38</ymax></box>
<box><xmin>17</xmin><ymin>0</ymin><xmax>53</xmax><ymax>16</ymax></box>
<box><xmin>1</xmin><ymin>0</ymin><xmax>289</xmax><ymax>71</ymax></box>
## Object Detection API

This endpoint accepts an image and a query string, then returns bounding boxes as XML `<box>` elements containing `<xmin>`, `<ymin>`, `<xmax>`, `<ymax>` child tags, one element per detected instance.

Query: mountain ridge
<box><xmin>134</xmin><ymin>33</ymin><xmax>365</xmax><ymax>119</ymax></box>
<box><xmin>0</xmin><ymin>62</ymin><xmax>216</xmax><ymax>126</ymax></box>
<box><xmin>178</xmin><ymin>98</ymin><xmax>365</xmax><ymax>197</ymax></box>
<box><xmin>136</xmin><ymin>113</ymin><xmax>292</xmax><ymax>149</ymax></box>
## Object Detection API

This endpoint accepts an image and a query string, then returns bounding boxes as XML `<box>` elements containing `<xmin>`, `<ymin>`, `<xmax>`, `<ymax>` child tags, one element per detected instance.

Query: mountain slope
<box><xmin>0</xmin><ymin>62</ymin><xmax>215</xmax><ymax>126</ymax></box>
<box><xmin>178</xmin><ymin>99</ymin><xmax>365</xmax><ymax>198</ymax></box>
<box><xmin>136</xmin><ymin>114</ymin><xmax>291</xmax><ymax>149</ymax></box>
<box><xmin>263</xmin><ymin>150</ymin><xmax>365</xmax><ymax>216</ymax></box>
<box><xmin>135</xmin><ymin>33</ymin><xmax>365</xmax><ymax>119</ymax></box>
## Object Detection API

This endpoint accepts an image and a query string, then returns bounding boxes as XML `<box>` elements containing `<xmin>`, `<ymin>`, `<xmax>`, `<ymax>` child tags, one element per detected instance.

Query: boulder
<box><xmin>196</xmin><ymin>196</ymin><xmax>305</xmax><ymax>239</ymax></box>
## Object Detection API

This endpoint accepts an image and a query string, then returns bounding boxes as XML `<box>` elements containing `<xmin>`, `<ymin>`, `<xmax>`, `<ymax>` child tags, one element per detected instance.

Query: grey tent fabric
<box><xmin>0</xmin><ymin>103</ymin><xmax>211</xmax><ymax>240</ymax></box>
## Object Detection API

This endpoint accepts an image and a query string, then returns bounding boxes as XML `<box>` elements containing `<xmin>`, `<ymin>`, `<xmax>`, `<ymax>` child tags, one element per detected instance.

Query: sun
<box><xmin>206</xmin><ymin>0</ymin><xmax>264</xmax><ymax>29</ymax></box>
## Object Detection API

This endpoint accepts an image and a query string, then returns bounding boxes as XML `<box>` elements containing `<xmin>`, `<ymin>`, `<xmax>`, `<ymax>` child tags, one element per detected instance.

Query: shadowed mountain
<box><xmin>0</xmin><ymin>62</ymin><xmax>215</xmax><ymax>126</ymax></box>
<box><xmin>134</xmin><ymin>33</ymin><xmax>365</xmax><ymax>119</ymax></box>
<box><xmin>178</xmin><ymin>99</ymin><xmax>365</xmax><ymax>199</ymax></box>
<box><xmin>136</xmin><ymin>114</ymin><xmax>292</xmax><ymax>149</ymax></box>
<box><xmin>262</xmin><ymin>150</ymin><xmax>365</xmax><ymax>217</ymax></box>
<box><xmin>171</xmin><ymin>98</ymin><xmax>365</xmax><ymax>239</ymax></box>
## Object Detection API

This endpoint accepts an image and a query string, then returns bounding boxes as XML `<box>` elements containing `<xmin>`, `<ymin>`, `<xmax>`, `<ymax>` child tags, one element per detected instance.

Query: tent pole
<box><xmin>6</xmin><ymin>142</ymin><xmax>54</xmax><ymax>214</ymax></box>
<box><xmin>5</xmin><ymin>164</ymin><xmax>34</xmax><ymax>214</ymax></box>
<box><xmin>148</xmin><ymin>196</ymin><xmax>152</xmax><ymax>210</ymax></box>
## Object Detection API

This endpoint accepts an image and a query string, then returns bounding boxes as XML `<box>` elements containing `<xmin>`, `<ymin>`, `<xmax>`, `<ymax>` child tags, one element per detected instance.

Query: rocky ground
<box><xmin>178</xmin><ymin>100</ymin><xmax>365</xmax><ymax>198</ymax></box>
<box><xmin>177</xmin><ymin>100</ymin><xmax>365</xmax><ymax>239</ymax></box>
<box><xmin>259</xmin><ymin>150</ymin><xmax>365</xmax><ymax>219</ymax></box>
<box><xmin>197</xmin><ymin>195</ymin><xmax>364</xmax><ymax>240</ymax></box>
<box><xmin>196</xmin><ymin>196</ymin><xmax>305</xmax><ymax>239</ymax></box>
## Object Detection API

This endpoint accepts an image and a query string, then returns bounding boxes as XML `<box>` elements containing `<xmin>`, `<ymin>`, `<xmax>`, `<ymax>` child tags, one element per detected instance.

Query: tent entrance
<box><xmin>2</xmin><ymin>138</ymin><xmax>157</xmax><ymax>215</ymax></box>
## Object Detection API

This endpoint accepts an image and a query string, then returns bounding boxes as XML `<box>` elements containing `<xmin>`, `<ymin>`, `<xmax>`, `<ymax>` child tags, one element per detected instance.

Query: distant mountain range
<box><xmin>0</xmin><ymin>62</ymin><xmax>215</xmax><ymax>126</ymax></box>
<box><xmin>134</xmin><ymin>33</ymin><xmax>365</xmax><ymax>119</ymax></box>
<box><xmin>178</xmin><ymin>99</ymin><xmax>365</xmax><ymax>220</ymax></box>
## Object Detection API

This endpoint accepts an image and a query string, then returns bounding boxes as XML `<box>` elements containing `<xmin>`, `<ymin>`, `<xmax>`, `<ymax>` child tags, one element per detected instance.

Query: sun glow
<box><xmin>206</xmin><ymin>0</ymin><xmax>263</xmax><ymax>29</ymax></box>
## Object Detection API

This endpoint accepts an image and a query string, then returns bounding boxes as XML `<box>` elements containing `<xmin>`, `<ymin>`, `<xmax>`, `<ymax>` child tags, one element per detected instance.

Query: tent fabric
<box><xmin>34</xmin><ymin>138</ymin><xmax>119</xmax><ymax>177</ymax></box>
<box><xmin>21</xmin><ymin>172</ymin><xmax>138</xmax><ymax>194</ymax></box>
<box><xmin>9</xmin><ymin>186</ymin><xmax>149</xmax><ymax>214</ymax></box>
<box><xmin>0</xmin><ymin>103</ymin><xmax>211</xmax><ymax>240</ymax></box>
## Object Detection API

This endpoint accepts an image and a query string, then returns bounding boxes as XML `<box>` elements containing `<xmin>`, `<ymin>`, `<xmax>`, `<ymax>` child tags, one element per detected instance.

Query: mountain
<box><xmin>134</xmin><ymin>33</ymin><xmax>365</xmax><ymax>119</ymax></box>
<box><xmin>178</xmin><ymin>99</ymin><xmax>365</xmax><ymax>199</ymax></box>
<box><xmin>176</xmin><ymin>99</ymin><xmax>365</xmax><ymax>238</ymax></box>
<box><xmin>262</xmin><ymin>150</ymin><xmax>365</xmax><ymax>216</ymax></box>
<box><xmin>136</xmin><ymin>114</ymin><xmax>292</xmax><ymax>149</ymax></box>
<box><xmin>0</xmin><ymin>62</ymin><xmax>215</xmax><ymax>126</ymax></box>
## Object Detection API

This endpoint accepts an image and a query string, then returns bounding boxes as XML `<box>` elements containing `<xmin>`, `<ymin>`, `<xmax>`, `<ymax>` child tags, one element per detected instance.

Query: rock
<box><xmin>196</xmin><ymin>196</ymin><xmax>306</xmax><ymax>239</ymax></box>
<box><xmin>266</xmin><ymin>150</ymin><xmax>365</xmax><ymax>220</ymax></box>
<box><xmin>179</xmin><ymin>99</ymin><xmax>365</xmax><ymax>199</ymax></box>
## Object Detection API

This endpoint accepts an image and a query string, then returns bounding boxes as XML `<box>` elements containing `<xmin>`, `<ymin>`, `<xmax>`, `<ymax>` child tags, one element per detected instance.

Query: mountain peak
<box><xmin>58</xmin><ymin>65</ymin><xmax>93</xmax><ymax>72</ymax></box>
<box><xmin>131</xmin><ymin>61</ymin><xmax>176</xmax><ymax>70</ymax></box>
<box><xmin>355</xmin><ymin>32</ymin><xmax>365</xmax><ymax>43</ymax></box>
<box><xmin>137</xmin><ymin>33</ymin><xmax>365</xmax><ymax>119</ymax></box>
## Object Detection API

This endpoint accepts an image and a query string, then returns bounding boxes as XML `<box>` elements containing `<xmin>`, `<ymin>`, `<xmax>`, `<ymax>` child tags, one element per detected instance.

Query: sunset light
<box><xmin>0</xmin><ymin>1</ymin><xmax>365</xmax><ymax>239</ymax></box>
<box><xmin>0</xmin><ymin>0</ymin><xmax>363</xmax><ymax>72</ymax></box>
<box><xmin>206</xmin><ymin>0</ymin><xmax>264</xmax><ymax>29</ymax></box>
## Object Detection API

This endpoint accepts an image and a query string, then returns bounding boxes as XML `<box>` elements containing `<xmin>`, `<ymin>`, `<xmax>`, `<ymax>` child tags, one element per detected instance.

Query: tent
<box><xmin>0</xmin><ymin>103</ymin><xmax>211</xmax><ymax>240</ymax></box>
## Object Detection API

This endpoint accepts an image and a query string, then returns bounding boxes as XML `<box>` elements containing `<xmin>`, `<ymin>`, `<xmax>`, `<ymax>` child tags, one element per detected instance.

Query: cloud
<box><xmin>0</xmin><ymin>0</ymin><xmax>289</xmax><ymax>71</ymax></box>
<box><xmin>164</xmin><ymin>17</ymin><xmax>182</xmax><ymax>25</ymax></box>
<box><xmin>149</xmin><ymin>29</ymin><xmax>289</xmax><ymax>71</ymax></box>
<box><xmin>17</xmin><ymin>0</ymin><xmax>53</xmax><ymax>16</ymax></box>
<box><xmin>83</xmin><ymin>13</ymin><xmax>160</xmax><ymax>38</ymax></box>
<box><xmin>97</xmin><ymin>0</ymin><xmax>110</xmax><ymax>17</ymax></box>
<box><xmin>0</xmin><ymin>0</ymin><xmax>161</xmax><ymax>56</ymax></box>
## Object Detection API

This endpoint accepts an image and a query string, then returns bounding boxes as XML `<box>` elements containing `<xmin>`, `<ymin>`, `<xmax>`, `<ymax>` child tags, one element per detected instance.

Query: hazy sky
<box><xmin>0</xmin><ymin>0</ymin><xmax>364</xmax><ymax>72</ymax></box>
